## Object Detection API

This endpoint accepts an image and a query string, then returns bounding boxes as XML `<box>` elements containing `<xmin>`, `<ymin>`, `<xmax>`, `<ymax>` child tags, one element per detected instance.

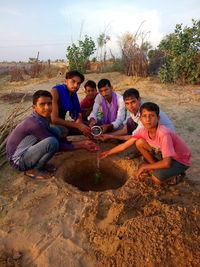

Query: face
<box><xmin>32</xmin><ymin>96</ymin><xmax>52</xmax><ymax>118</ymax></box>
<box><xmin>124</xmin><ymin>96</ymin><xmax>141</xmax><ymax>115</ymax></box>
<box><xmin>140</xmin><ymin>109</ymin><xmax>160</xmax><ymax>129</ymax></box>
<box><xmin>85</xmin><ymin>86</ymin><xmax>97</xmax><ymax>100</ymax></box>
<box><xmin>99</xmin><ymin>86</ymin><xmax>112</xmax><ymax>101</ymax></box>
<box><xmin>65</xmin><ymin>76</ymin><xmax>82</xmax><ymax>93</ymax></box>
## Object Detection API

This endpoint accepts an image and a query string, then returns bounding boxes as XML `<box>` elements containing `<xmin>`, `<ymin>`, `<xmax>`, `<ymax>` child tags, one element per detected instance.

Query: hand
<box><xmin>101</xmin><ymin>124</ymin><xmax>113</xmax><ymax>134</ymax></box>
<box><xmin>77</xmin><ymin>123</ymin><xmax>92</xmax><ymax>137</ymax></box>
<box><xmin>99</xmin><ymin>151</ymin><xmax>110</xmax><ymax>159</ymax></box>
<box><xmin>82</xmin><ymin>140</ymin><xmax>100</xmax><ymax>152</ymax></box>
<box><xmin>136</xmin><ymin>164</ymin><xmax>148</xmax><ymax>179</ymax></box>
<box><xmin>89</xmin><ymin>118</ymin><xmax>96</xmax><ymax>128</ymax></box>
<box><xmin>94</xmin><ymin>134</ymin><xmax>112</xmax><ymax>142</ymax></box>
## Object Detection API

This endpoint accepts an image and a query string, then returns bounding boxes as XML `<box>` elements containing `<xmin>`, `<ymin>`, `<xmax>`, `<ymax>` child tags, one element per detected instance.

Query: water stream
<box><xmin>95</xmin><ymin>140</ymin><xmax>101</xmax><ymax>184</ymax></box>
<box><xmin>90</xmin><ymin>126</ymin><xmax>103</xmax><ymax>185</ymax></box>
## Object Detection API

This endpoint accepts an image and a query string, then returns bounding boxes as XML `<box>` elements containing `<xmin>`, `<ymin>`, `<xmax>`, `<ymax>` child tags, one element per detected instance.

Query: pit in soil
<box><xmin>61</xmin><ymin>159</ymin><xmax>128</xmax><ymax>191</ymax></box>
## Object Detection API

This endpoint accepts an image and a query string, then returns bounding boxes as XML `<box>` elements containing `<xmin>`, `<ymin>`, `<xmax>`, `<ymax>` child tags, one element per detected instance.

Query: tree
<box><xmin>158</xmin><ymin>19</ymin><xmax>200</xmax><ymax>84</ymax></box>
<box><xmin>66</xmin><ymin>35</ymin><xmax>96</xmax><ymax>73</ymax></box>
<box><xmin>97</xmin><ymin>33</ymin><xmax>110</xmax><ymax>62</ymax></box>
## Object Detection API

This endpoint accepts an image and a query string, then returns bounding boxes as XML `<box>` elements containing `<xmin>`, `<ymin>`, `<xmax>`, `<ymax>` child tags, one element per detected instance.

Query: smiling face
<box><xmin>65</xmin><ymin>75</ymin><xmax>82</xmax><ymax>94</ymax></box>
<box><xmin>32</xmin><ymin>96</ymin><xmax>52</xmax><ymax>118</ymax></box>
<box><xmin>140</xmin><ymin>109</ymin><xmax>160</xmax><ymax>129</ymax></box>
<box><xmin>124</xmin><ymin>96</ymin><xmax>141</xmax><ymax>115</ymax></box>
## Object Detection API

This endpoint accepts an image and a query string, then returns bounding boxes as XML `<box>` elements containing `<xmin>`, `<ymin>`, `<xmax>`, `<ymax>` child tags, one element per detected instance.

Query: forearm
<box><xmin>142</xmin><ymin>158</ymin><xmax>171</xmax><ymax>171</ymax></box>
<box><xmin>75</xmin><ymin>114</ymin><xmax>83</xmax><ymax>123</ymax></box>
<box><xmin>106</xmin><ymin>138</ymin><xmax>137</xmax><ymax>156</ymax></box>
<box><xmin>87</xmin><ymin>101</ymin><xmax>100</xmax><ymax>121</ymax></box>
<box><xmin>111</xmin><ymin>125</ymin><xmax>128</xmax><ymax>136</ymax></box>
<box><xmin>59</xmin><ymin>142</ymin><xmax>75</xmax><ymax>151</ymax></box>
<box><xmin>107</xmin><ymin>135</ymin><xmax>131</xmax><ymax>141</ymax></box>
<box><xmin>106</xmin><ymin>143</ymin><xmax>128</xmax><ymax>156</ymax></box>
<box><xmin>111</xmin><ymin>97</ymin><xmax>126</xmax><ymax>129</ymax></box>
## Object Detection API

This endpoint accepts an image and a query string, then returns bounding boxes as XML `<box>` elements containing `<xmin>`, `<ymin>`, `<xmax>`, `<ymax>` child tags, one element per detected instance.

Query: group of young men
<box><xmin>6</xmin><ymin>70</ymin><xmax>191</xmax><ymax>184</ymax></box>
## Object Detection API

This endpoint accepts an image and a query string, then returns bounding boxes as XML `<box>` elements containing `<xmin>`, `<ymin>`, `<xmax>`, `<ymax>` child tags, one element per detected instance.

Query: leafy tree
<box><xmin>158</xmin><ymin>19</ymin><xmax>200</xmax><ymax>84</ymax></box>
<box><xmin>66</xmin><ymin>35</ymin><xmax>96</xmax><ymax>73</ymax></box>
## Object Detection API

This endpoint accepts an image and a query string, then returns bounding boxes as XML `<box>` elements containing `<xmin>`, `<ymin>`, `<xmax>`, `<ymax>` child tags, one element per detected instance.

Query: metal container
<box><xmin>91</xmin><ymin>126</ymin><xmax>102</xmax><ymax>136</ymax></box>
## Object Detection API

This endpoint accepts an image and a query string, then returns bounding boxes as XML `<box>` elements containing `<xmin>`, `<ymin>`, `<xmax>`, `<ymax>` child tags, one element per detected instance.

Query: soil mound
<box><xmin>0</xmin><ymin>149</ymin><xmax>200</xmax><ymax>266</ymax></box>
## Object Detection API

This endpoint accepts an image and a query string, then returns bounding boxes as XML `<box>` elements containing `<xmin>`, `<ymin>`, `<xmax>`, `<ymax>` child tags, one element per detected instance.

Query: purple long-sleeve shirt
<box><xmin>6</xmin><ymin>111</ymin><xmax>74</xmax><ymax>169</ymax></box>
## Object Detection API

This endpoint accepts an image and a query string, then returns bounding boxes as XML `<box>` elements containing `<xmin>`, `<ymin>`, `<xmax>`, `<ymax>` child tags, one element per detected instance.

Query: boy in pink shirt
<box><xmin>80</xmin><ymin>80</ymin><xmax>97</xmax><ymax>121</ymax></box>
<box><xmin>99</xmin><ymin>102</ymin><xmax>191</xmax><ymax>185</ymax></box>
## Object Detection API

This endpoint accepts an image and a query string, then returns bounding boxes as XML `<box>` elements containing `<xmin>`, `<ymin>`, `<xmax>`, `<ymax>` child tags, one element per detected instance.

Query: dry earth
<box><xmin>0</xmin><ymin>72</ymin><xmax>200</xmax><ymax>266</ymax></box>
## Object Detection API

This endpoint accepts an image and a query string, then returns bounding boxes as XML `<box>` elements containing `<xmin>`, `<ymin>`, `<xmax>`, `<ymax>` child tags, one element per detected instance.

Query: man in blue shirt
<box><xmin>6</xmin><ymin>90</ymin><xmax>98</xmax><ymax>180</ymax></box>
<box><xmin>51</xmin><ymin>70</ymin><xmax>91</xmax><ymax>136</ymax></box>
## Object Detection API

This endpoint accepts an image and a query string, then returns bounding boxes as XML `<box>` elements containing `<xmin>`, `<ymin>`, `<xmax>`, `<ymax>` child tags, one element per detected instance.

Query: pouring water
<box><xmin>91</xmin><ymin>126</ymin><xmax>102</xmax><ymax>184</ymax></box>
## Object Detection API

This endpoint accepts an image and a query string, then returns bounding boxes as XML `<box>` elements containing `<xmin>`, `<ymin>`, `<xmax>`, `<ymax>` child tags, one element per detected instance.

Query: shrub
<box><xmin>66</xmin><ymin>35</ymin><xmax>96</xmax><ymax>73</ymax></box>
<box><xmin>158</xmin><ymin>19</ymin><xmax>200</xmax><ymax>84</ymax></box>
<box><xmin>10</xmin><ymin>67</ymin><xmax>24</xmax><ymax>82</ymax></box>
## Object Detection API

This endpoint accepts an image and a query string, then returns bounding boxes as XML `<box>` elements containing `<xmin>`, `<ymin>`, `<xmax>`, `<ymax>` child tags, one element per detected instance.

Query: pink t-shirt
<box><xmin>133</xmin><ymin>125</ymin><xmax>191</xmax><ymax>166</ymax></box>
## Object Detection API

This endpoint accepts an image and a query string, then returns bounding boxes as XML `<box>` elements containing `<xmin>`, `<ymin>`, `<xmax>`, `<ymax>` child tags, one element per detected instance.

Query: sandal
<box><xmin>43</xmin><ymin>164</ymin><xmax>56</xmax><ymax>172</ymax></box>
<box><xmin>24</xmin><ymin>169</ymin><xmax>54</xmax><ymax>180</ymax></box>
<box><xmin>166</xmin><ymin>173</ymin><xmax>185</xmax><ymax>185</ymax></box>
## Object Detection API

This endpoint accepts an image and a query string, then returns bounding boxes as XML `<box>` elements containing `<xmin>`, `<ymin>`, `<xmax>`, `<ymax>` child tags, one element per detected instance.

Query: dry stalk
<box><xmin>0</xmin><ymin>95</ymin><xmax>31</xmax><ymax>168</ymax></box>
<box><xmin>119</xmin><ymin>22</ymin><xmax>149</xmax><ymax>77</ymax></box>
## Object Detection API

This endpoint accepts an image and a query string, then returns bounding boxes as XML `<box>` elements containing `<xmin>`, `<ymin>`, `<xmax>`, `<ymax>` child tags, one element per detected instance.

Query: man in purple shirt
<box><xmin>6</xmin><ymin>90</ymin><xmax>98</xmax><ymax>180</ymax></box>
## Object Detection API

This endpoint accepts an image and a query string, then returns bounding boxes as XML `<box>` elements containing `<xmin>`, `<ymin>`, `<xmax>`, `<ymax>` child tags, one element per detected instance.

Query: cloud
<box><xmin>60</xmin><ymin>2</ymin><xmax>164</xmax><ymax>55</ymax></box>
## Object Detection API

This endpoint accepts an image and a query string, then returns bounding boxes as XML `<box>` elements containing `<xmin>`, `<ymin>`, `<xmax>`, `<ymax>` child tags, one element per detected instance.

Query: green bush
<box><xmin>66</xmin><ymin>35</ymin><xmax>96</xmax><ymax>73</ymax></box>
<box><xmin>158</xmin><ymin>19</ymin><xmax>200</xmax><ymax>84</ymax></box>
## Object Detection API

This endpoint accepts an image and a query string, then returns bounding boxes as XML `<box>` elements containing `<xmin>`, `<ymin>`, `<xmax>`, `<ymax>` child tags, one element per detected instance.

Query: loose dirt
<box><xmin>0</xmin><ymin>72</ymin><xmax>200</xmax><ymax>266</ymax></box>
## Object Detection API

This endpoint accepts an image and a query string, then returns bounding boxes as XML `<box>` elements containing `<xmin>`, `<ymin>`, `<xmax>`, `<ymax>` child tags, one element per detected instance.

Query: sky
<box><xmin>0</xmin><ymin>0</ymin><xmax>199</xmax><ymax>62</ymax></box>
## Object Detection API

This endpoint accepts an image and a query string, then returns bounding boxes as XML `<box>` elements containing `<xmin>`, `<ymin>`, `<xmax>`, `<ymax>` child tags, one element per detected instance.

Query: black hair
<box><xmin>32</xmin><ymin>90</ymin><xmax>52</xmax><ymax>105</ymax></box>
<box><xmin>97</xmin><ymin>78</ymin><xmax>111</xmax><ymax>89</ymax></box>
<box><xmin>140</xmin><ymin>102</ymin><xmax>160</xmax><ymax>116</ymax></box>
<box><xmin>84</xmin><ymin>80</ymin><xmax>96</xmax><ymax>89</ymax></box>
<box><xmin>123</xmin><ymin>88</ymin><xmax>140</xmax><ymax>100</ymax></box>
<box><xmin>65</xmin><ymin>70</ymin><xmax>85</xmax><ymax>83</ymax></box>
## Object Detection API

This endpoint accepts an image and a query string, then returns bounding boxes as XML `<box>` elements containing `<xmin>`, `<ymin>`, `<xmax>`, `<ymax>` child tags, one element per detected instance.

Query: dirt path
<box><xmin>0</xmin><ymin>72</ymin><xmax>200</xmax><ymax>266</ymax></box>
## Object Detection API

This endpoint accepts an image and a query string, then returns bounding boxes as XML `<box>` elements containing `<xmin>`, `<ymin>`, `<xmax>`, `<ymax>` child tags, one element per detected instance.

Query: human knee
<box><xmin>49</xmin><ymin>126</ymin><xmax>62</xmax><ymax>138</ymax></box>
<box><xmin>135</xmin><ymin>138</ymin><xmax>147</xmax><ymax>149</ymax></box>
<box><xmin>46</xmin><ymin>137</ymin><xmax>59</xmax><ymax>152</ymax></box>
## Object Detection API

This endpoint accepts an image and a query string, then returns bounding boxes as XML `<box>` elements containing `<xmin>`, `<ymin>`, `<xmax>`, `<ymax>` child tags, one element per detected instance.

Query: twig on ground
<box><xmin>0</xmin><ymin>95</ymin><xmax>31</xmax><ymax>168</ymax></box>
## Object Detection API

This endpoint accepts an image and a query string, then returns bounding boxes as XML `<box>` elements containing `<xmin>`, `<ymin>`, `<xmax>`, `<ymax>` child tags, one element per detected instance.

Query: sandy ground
<box><xmin>0</xmin><ymin>72</ymin><xmax>200</xmax><ymax>266</ymax></box>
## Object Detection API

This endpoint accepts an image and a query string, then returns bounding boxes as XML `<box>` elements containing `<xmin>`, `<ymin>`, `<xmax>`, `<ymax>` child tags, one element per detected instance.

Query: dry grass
<box><xmin>0</xmin><ymin>96</ymin><xmax>30</xmax><ymax>167</ymax></box>
<box><xmin>0</xmin><ymin>92</ymin><xmax>32</xmax><ymax>103</ymax></box>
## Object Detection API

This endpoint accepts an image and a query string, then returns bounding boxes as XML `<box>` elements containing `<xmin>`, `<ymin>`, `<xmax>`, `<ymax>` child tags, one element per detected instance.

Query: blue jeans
<box><xmin>19</xmin><ymin>126</ymin><xmax>61</xmax><ymax>171</ymax></box>
<box><xmin>49</xmin><ymin>126</ymin><xmax>62</xmax><ymax>137</ymax></box>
